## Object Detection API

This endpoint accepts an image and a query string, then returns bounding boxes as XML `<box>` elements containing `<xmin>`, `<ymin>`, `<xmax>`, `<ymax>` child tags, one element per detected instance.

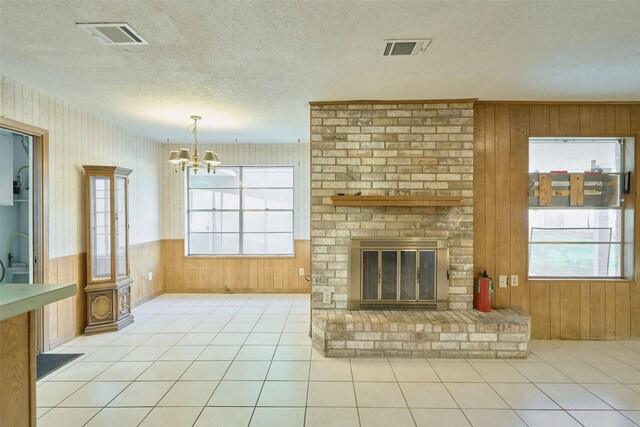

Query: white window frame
<box><xmin>527</xmin><ymin>137</ymin><xmax>627</xmax><ymax>279</ymax></box>
<box><xmin>185</xmin><ymin>165</ymin><xmax>295</xmax><ymax>256</ymax></box>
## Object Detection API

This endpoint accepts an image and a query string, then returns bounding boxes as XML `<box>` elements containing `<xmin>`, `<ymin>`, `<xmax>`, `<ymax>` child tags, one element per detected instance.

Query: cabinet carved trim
<box><xmin>90</xmin><ymin>292</ymin><xmax>113</xmax><ymax>323</ymax></box>
<box><xmin>83</xmin><ymin>165</ymin><xmax>134</xmax><ymax>334</ymax></box>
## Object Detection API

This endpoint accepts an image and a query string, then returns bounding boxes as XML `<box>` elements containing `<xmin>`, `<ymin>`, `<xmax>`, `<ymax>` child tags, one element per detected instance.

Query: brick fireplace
<box><xmin>310</xmin><ymin>100</ymin><xmax>475</xmax><ymax>310</ymax></box>
<box><xmin>309</xmin><ymin>100</ymin><xmax>531</xmax><ymax>358</ymax></box>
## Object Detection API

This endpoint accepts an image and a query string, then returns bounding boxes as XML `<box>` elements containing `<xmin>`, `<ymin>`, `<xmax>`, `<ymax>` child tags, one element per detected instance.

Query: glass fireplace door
<box><xmin>361</xmin><ymin>249</ymin><xmax>438</xmax><ymax>303</ymax></box>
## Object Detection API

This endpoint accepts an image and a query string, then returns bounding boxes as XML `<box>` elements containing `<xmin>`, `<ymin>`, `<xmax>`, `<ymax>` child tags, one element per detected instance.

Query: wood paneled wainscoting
<box><xmin>474</xmin><ymin>102</ymin><xmax>640</xmax><ymax>339</ymax></box>
<box><xmin>44</xmin><ymin>240</ymin><xmax>163</xmax><ymax>349</ymax></box>
<box><xmin>162</xmin><ymin>240</ymin><xmax>311</xmax><ymax>294</ymax></box>
<box><xmin>0</xmin><ymin>312</ymin><xmax>35</xmax><ymax>426</ymax></box>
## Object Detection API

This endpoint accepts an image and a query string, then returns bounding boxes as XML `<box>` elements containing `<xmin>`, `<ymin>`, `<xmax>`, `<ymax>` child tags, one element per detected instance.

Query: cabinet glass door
<box><xmin>115</xmin><ymin>176</ymin><xmax>127</xmax><ymax>278</ymax></box>
<box><xmin>91</xmin><ymin>176</ymin><xmax>111</xmax><ymax>281</ymax></box>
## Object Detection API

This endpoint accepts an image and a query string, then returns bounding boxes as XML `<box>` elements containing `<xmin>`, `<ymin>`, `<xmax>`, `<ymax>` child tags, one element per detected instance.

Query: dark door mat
<box><xmin>36</xmin><ymin>353</ymin><xmax>83</xmax><ymax>380</ymax></box>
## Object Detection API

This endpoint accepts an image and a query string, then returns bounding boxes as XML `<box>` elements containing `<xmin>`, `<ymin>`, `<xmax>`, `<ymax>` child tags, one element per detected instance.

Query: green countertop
<box><xmin>0</xmin><ymin>283</ymin><xmax>77</xmax><ymax>321</ymax></box>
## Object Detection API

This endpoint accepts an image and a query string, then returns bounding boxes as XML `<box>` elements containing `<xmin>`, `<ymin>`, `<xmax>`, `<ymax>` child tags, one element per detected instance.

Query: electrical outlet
<box><xmin>148</xmin><ymin>271</ymin><xmax>152</xmax><ymax>281</ymax></box>
<box><xmin>299</xmin><ymin>268</ymin><xmax>305</xmax><ymax>276</ymax></box>
<box><xmin>323</xmin><ymin>291</ymin><xmax>332</xmax><ymax>305</ymax></box>
<box><xmin>511</xmin><ymin>275</ymin><xmax>519</xmax><ymax>287</ymax></box>
<box><xmin>499</xmin><ymin>275</ymin><xmax>508</xmax><ymax>288</ymax></box>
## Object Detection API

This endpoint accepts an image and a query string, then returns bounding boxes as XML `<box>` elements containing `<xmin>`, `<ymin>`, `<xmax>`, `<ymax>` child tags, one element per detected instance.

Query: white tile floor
<box><xmin>36</xmin><ymin>293</ymin><xmax>640</xmax><ymax>427</ymax></box>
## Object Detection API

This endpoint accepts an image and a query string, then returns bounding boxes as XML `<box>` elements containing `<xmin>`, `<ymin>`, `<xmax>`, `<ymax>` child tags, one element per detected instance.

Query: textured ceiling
<box><xmin>1</xmin><ymin>1</ymin><xmax>639</xmax><ymax>143</ymax></box>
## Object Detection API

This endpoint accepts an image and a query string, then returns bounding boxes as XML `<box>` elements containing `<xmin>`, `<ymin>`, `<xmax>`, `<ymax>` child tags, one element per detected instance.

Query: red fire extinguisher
<box><xmin>475</xmin><ymin>270</ymin><xmax>493</xmax><ymax>313</ymax></box>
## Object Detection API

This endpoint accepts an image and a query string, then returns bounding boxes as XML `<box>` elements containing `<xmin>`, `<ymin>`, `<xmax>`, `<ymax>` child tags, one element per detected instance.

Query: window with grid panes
<box><xmin>527</xmin><ymin>138</ymin><xmax>634</xmax><ymax>278</ymax></box>
<box><xmin>186</xmin><ymin>166</ymin><xmax>294</xmax><ymax>255</ymax></box>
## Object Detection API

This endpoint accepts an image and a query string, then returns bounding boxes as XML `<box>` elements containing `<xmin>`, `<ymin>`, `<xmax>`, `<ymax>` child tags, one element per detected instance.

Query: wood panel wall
<box><xmin>474</xmin><ymin>102</ymin><xmax>640</xmax><ymax>339</ymax></box>
<box><xmin>0</xmin><ymin>312</ymin><xmax>35</xmax><ymax>427</ymax></box>
<box><xmin>44</xmin><ymin>240</ymin><xmax>163</xmax><ymax>349</ymax></box>
<box><xmin>1</xmin><ymin>76</ymin><xmax>164</xmax><ymax>259</ymax></box>
<box><xmin>163</xmin><ymin>239</ymin><xmax>311</xmax><ymax>294</ymax></box>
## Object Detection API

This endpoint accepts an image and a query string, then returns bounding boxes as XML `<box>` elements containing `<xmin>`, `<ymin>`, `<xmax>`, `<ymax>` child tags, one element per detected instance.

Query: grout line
<box><xmin>347</xmin><ymin>355</ymin><xmax>363</xmax><ymax>426</ymax></box>
<box><xmin>390</xmin><ymin>358</ymin><xmax>418</xmax><ymax>427</ymax></box>
<box><xmin>40</xmin><ymin>293</ymin><xmax>640</xmax><ymax>427</ymax></box>
<box><xmin>247</xmin><ymin>293</ymin><xmax>283</xmax><ymax>426</ymax></box>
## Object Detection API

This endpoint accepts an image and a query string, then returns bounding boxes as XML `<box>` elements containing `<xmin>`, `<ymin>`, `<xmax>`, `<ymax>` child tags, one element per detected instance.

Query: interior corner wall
<box><xmin>0</xmin><ymin>75</ymin><xmax>164</xmax><ymax>348</ymax></box>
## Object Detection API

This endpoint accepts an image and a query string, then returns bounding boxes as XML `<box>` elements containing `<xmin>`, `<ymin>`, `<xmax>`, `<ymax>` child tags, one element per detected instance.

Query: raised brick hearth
<box><xmin>312</xmin><ymin>308</ymin><xmax>531</xmax><ymax>358</ymax></box>
<box><xmin>310</xmin><ymin>99</ymin><xmax>532</xmax><ymax>359</ymax></box>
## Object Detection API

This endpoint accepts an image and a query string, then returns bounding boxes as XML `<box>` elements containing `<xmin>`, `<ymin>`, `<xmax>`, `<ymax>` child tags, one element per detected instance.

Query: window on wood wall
<box><xmin>528</xmin><ymin>137</ymin><xmax>633</xmax><ymax>278</ymax></box>
<box><xmin>186</xmin><ymin>166</ymin><xmax>294</xmax><ymax>256</ymax></box>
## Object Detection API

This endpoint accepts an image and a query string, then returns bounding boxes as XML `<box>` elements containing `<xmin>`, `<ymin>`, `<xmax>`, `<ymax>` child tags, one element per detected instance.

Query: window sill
<box><xmin>528</xmin><ymin>277</ymin><xmax>635</xmax><ymax>283</ymax></box>
<box><xmin>185</xmin><ymin>254</ymin><xmax>296</xmax><ymax>259</ymax></box>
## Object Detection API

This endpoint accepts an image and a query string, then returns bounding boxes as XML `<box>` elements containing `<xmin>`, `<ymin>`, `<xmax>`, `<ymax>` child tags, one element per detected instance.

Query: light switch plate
<box><xmin>148</xmin><ymin>272</ymin><xmax>153</xmax><ymax>281</ymax></box>
<box><xmin>323</xmin><ymin>291</ymin><xmax>332</xmax><ymax>304</ymax></box>
<box><xmin>499</xmin><ymin>275</ymin><xmax>508</xmax><ymax>288</ymax></box>
<box><xmin>299</xmin><ymin>268</ymin><xmax>305</xmax><ymax>276</ymax></box>
<box><xmin>511</xmin><ymin>275</ymin><xmax>519</xmax><ymax>287</ymax></box>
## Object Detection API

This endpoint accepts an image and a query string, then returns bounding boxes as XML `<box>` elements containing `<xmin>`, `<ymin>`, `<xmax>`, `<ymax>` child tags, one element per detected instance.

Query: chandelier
<box><xmin>168</xmin><ymin>115</ymin><xmax>221</xmax><ymax>174</ymax></box>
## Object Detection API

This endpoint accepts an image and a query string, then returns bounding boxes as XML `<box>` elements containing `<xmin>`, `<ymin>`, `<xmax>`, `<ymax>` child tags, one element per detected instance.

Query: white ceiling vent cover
<box><xmin>77</xmin><ymin>23</ymin><xmax>148</xmax><ymax>45</ymax></box>
<box><xmin>380</xmin><ymin>39</ymin><xmax>431</xmax><ymax>57</ymax></box>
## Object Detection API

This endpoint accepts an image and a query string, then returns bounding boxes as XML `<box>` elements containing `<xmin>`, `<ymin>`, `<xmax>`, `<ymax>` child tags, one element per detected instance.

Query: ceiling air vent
<box><xmin>380</xmin><ymin>39</ymin><xmax>431</xmax><ymax>57</ymax></box>
<box><xmin>76</xmin><ymin>23</ymin><xmax>148</xmax><ymax>45</ymax></box>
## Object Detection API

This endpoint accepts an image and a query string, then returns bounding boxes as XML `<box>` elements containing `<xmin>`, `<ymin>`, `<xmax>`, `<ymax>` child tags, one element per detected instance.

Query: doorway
<box><xmin>0</xmin><ymin>129</ymin><xmax>33</xmax><ymax>284</ymax></box>
<box><xmin>0</xmin><ymin>117</ymin><xmax>48</xmax><ymax>352</ymax></box>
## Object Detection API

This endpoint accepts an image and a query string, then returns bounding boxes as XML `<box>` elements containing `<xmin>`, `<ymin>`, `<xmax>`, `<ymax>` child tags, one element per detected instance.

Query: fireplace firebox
<box><xmin>348</xmin><ymin>238</ymin><xmax>449</xmax><ymax>310</ymax></box>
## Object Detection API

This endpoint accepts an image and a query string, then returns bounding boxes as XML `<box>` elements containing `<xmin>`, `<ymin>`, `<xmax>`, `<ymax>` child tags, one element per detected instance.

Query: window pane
<box><xmin>243</xmin><ymin>167</ymin><xmax>267</xmax><ymax>188</ymax></box>
<box><xmin>243</xmin><ymin>211</ymin><xmax>292</xmax><ymax>233</ymax></box>
<box><xmin>243</xmin><ymin>189</ymin><xmax>293</xmax><ymax>210</ymax></box>
<box><xmin>189</xmin><ymin>233</ymin><xmax>212</xmax><ymax>254</ymax></box>
<box><xmin>243</xmin><ymin>167</ymin><xmax>293</xmax><ymax>188</ymax></box>
<box><xmin>189</xmin><ymin>211</ymin><xmax>239</xmax><ymax>233</ymax></box>
<box><xmin>189</xmin><ymin>189</ymin><xmax>240</xmax><ymax>210</ymax></box>
<box><xmin>189</xmin><ymin>233</ymin><xmax>240</xmax><ymax>255</ymax></box>
<box><xmin>529</xmin><ymin>243</ymin><xmax>621</xmax><ymax>277</ymax></box>
<box><xmin>266</xmin><ymin>189</ymin><xmax>293</xmax><ymax>209</ymax></box>
<box><xmin>529</xmin><ymin>138</ymin><xmax>622</xmax><ymax>173</ymax></box>
<box><xmin>529</xmin><ymin>209</ymin><xmax>621</xmax><ymax>242</ymax></box>
<box><xmin>189</xmin><ymin>166</ymin><xmax>240</xmax><ymax>188</ymax></box>
<box><xmin>243</xmin><ymin>233</ymin><xmax>293</xmax><ymax>255</ymax></box>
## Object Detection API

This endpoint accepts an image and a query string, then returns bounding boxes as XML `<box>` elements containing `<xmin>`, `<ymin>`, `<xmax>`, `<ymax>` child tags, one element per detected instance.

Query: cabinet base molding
<box><xmin>84</xmin><ymin>314</ymin><xmax>134</xmax><ymax>335</ymax></box>
<box><xmin>84</xmin><ymin>278</ymin><xmax>134</xmax><ymax>334</ymax></box>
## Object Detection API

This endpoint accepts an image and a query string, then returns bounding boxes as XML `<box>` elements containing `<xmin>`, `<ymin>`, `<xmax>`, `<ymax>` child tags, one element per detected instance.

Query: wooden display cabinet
<box><xmin>83</xmin><ymin>165</ymin><xmax>133</xmax><ymax>333</ymax></box>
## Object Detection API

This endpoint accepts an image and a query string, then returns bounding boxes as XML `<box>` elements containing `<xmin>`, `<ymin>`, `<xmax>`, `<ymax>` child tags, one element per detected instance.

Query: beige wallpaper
<box><xmin>161</xmin><ymin>142</ymin><xmax>311</xmax><ymax>240</ymax></box>
<box><xmin>0</xmin><ymin>76</ymin><xmax>164</xmax><ymax>258</ymax></box>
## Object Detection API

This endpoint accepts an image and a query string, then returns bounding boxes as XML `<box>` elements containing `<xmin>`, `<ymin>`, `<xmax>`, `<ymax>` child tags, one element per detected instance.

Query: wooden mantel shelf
<box><xmin>330</xmin><ymin>195</ymin><xmax>463</xmax><ymax>207</ymax></box>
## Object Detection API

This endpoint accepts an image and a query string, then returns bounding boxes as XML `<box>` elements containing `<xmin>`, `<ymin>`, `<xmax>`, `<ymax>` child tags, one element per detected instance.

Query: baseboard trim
<box><xmin>48</xmin><ymin>327</ymin><xmax>84</xmax><ymax>351</ymax></box>
<box><xmin>163</xmin><ymin>289</ymin><xmax>310</xmax><ymax>294</ymax></box>
<box><xmin>133</xmin><ymin>291</ymin><xmax>162</xmax><ymax>308</ymax></box>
